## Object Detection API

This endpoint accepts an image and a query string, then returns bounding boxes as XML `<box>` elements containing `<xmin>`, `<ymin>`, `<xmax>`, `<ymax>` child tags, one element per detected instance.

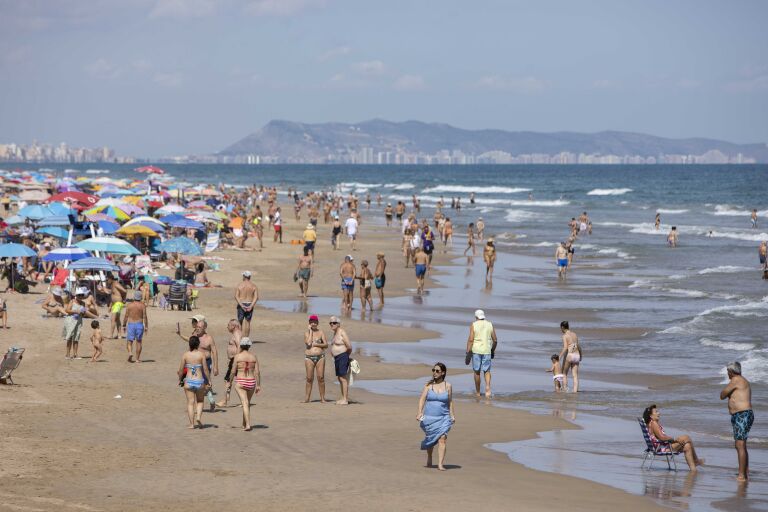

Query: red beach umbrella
<box><xmin>134</xmin><ymin>165</ymin><xmax>165</xmax><ymax>175</ymax></box>
<box><xmin>47</xmin><ymin>191</ymin><xmax>99</xmax><ymax>208</ymax></box>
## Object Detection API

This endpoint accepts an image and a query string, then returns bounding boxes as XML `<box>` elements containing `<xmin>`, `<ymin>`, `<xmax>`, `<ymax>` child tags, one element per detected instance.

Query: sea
<box><xmin>11</xmin><ymin>163</ymin><xmax>768</xmax><ymax>510</ymax></box>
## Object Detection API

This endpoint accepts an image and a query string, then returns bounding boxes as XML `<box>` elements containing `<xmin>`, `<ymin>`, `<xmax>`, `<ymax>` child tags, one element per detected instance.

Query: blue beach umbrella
<box><xmin>165</xmin><ymin>217</ymin><xmax>204</xmax><ymax>230</ymax></box>
<box><xmin>37</xmin><ymin>226</ymin><xmax>69</xmax><ymax>239</ymax></box>
<box><xmin>0</xmin><ymin>243</ymin><xmax>37</xmax><ymax>258</ymax></box>
<box><xmin>4</xmin><ymin>215</ymin><xmax>25</xmax><ymax>226</ymax></box>
<box><xmin>46</xmin><ymin>202</ymin><xmax>76</xmax><ymax>216</ymax></box>
<box><xmin>18</xmin><ymin>204</ymin><xmax>55</xmax><ymax>220</ymax></box>
<box><xmin>38</xmin><ymin>216</ymin><xmax>72</xmax><ymax>227</ymax></box>
<box><xmin>75</xmin><ymin>236</ymin><xmax>141</xmax><ymax>255</ymax></box>
<box><xmin>156</xmin><ymin>236</ymin><xmax>203</xmax><ymax>256</ymax></box>
<box><xmin>97</xmin><ymin>220</ymin><xmax>119</xmax><ymax>234</ymax></box>
<box><xmin>42</xmin><ymin>246</ymin><xmax>91</xmax><ymax>262</ymax></box>
<box><xmin>68</xmin><ymin>257</ymin><xmax>120</xmax><ymax>272</ymax></box>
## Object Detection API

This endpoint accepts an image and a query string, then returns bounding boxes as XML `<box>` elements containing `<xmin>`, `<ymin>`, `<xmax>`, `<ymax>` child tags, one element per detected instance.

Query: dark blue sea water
<box><xmin>12</xmin><ymin>162</ymin><xmax>768</xmax><ymax>510</ymax></box>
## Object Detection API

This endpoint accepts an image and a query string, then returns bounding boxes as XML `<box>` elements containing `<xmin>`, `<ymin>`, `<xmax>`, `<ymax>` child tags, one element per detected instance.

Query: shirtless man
<box><xmin>667</xmin><ymin>226</ymin><xmax>678</xmax><ymax>248</ymax></box>
<box><xmin>339</xmin><ymin>255</ymin><xmax>356</xmax><ymax>311</ymax></box>
<box><xmin>296</xmin><ymin>246</ymin><xmax>313</xmax><ymax>298</ymax></box>
<box><xmin>235</xmin><ymin>270</ymin><xmax>258</xmax><ymax>337</ymax></box>
<box><xmin>555</xmin><ymin>242</ymin><xmax>569</xmax><ymax>279</ymax></box>
<box><xmin>759</xmin><ymin>241</ymin><xmax>767</xmax><ymax>270</ymax></box>
<box><xmin>123</xmin><ymin>290</ymin><xmax>149</xmax><ymax>363</ymax></box>
<box><xmin>106</xmin><ymin>273</ymin><xmax>127</xmax><ymax>339</ymax></box>
<box><xmin>374</xmin><ymin>252</ymin><xmax>386</xmax><ymax>307</ymax></box>
<box><xmin>720</xmin><ymin>361</ymin><xmax>754</xmax><ymax>481</ymax></box>
<box><xmin>476</xmin><ymin>217</ymin><xmax>485</xmax><ymax>241</ymax></box>
<box><xmin>384</xmin><ymin>203</ymin><xmax>393</xmax><ymax>227</ymax></box>
<box><xmin>751</xmin><ymin>209</ymin><xmax>758</xmax><ymax>229</ymax></box>
<box><xmin>329</xmin><ymin>316</ymin><xmax>352</xmax><ymax>405</ymax></box>
<box><xmin>41</xmin><ymin>287</ymin><xmax>67</xmax><ymax>317</ymax></box>
<box><xmin>413</xmin><ymin>247</ymin><xmax>429</xmax><ymax>294</ymax></box>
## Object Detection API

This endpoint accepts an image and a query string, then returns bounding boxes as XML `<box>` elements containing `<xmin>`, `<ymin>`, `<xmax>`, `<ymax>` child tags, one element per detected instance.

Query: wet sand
<box><xmin>0</xmin><ymin>214</ymin><xmax>667</xmax><ymax>511</ymax></box>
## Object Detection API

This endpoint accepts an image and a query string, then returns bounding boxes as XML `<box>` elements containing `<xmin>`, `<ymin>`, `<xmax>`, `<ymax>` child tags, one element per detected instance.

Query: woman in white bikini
<box><xmin>558</xmin><ymin>321</ymin><xmax>582</xmax><ymax>392</ymax></box>
<box><xmin>303</xmin><ymin>315</ymin><xmax>328</xmax><ymax>403</ymax></box>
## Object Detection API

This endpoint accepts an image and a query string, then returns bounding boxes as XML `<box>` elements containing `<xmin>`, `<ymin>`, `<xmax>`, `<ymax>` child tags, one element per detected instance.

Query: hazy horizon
<box><xmin>1</xmin><ymin>0</ymin><xmax>767</xmax><ymax>157</ymax></box>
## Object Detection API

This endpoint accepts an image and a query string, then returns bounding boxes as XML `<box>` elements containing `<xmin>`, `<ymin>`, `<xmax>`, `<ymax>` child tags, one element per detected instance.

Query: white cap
<box><xmin>75</xmin><ymin>287</ymin><xmax>88</xmax><ymax>296</ymax></box>
<box><xmin>474</xmin><ymin>309</ymin><xmax>485</xmax><ymax>320</ymax></box>
<box><xmin>345</xmin><ymin>254</ymin><xmax>353</xmax><ymax>261</ymax></box>
<box><xmin>123</xmin><ymin>256</ymin><xmax>133</xmax><ymax>263</ymax></box>
<box><xmin>239</xmin><ymin>337</ymin><xmax>252</xmax><ymax>347</ymax></box>
<box><xmin>242</xmin><ymin>270</ymin><xmax>252</xmax><ymax>278</ymax></box>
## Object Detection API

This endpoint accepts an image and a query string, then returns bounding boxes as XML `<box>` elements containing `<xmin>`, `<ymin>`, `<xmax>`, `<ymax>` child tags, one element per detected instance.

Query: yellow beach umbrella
<box><xmin>116</xmin><ymin>224</ymin><xmax>158</xmax><ymax>237</ymax></box>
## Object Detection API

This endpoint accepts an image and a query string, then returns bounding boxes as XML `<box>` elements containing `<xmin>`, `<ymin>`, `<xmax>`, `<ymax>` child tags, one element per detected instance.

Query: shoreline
<box><xmin>0</xmin><ymin>203</ymin><xmax>670</xmax><ymax>511</ymax></box>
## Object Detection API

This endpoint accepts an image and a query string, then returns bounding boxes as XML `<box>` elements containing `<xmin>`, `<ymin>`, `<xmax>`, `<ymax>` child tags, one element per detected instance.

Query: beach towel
<box><xmin>205</xmin><ymin>232</ymin><xmax>220</xmax><ymax>253</ymax></box>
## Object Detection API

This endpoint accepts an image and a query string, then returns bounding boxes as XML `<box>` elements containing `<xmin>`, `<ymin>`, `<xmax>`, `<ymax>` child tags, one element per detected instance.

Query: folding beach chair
<box><xmin>637</xmin><ymin>417</ymin><xmax>680</xmax><ymax>471</ymax></box>
<box><xmin>0</xmin><ymin>347</ymin><xmax>25</xmax><ymax>385</ymax></box>
<box><xmin>166</xmin><ymin>281</ymin><xmax>190</xmax><ymax>311</ymax></box>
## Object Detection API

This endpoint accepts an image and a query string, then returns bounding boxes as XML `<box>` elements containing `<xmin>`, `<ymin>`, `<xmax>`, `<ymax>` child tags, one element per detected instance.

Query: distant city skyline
<box><xmin>1</xmin><ymin>0</ymin><xmax>767</xmax><ymax>157</ymax></box>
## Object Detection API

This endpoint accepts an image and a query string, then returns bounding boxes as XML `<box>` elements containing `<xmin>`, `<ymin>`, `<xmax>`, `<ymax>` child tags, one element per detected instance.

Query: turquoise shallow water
<box><xmin>11</xmin><ymin>162</ymin><xmax>768</xmax><ymax>509</ymax></box>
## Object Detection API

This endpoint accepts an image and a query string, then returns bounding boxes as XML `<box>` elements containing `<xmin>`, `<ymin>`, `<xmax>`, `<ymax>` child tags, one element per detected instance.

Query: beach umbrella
<box><xmin>42</xmin><ymin>246</ymin><xmax>90</xmax><ymax>262</ymax></box>
<box><xmin>68</xmin><ymin>257</ymin><xmax>120</xmax><ymax>272</ymax></box>
<box><xmin>156</xmin><ymin>236</ymin><xmax>203</xmax><ymax>256</ymax></box>
<box><xmin>37</xmin><ymin>226</ymin><xmax>69</xmax><ymax>239</ymax></box>
<box><xmin>85</xmin><ymin>213</ymin><xmax>114</xmax><ymax>223</ymax></box>
<box><xmin>116</xmin><ymin>224</ymin><xmax>158</xmax><ymax>237</ymax></box>
<box><xmin>187</xmin><ymin>200</ymin><xmax>209</xmax><ymax>209</ymax></box>
<box><xmin>125</xmin><ymin>216</ymin><xmax>166</xmax><ymax>227</ymax></box>
<box><xmin>46</xmin><ymin>202</ymin><xmax>77</xmax><ymax>216</ymax></box>
<box><xmin>155</xmin><ymin>203</ymin><xmax>185</xmax><ymax>215</ymax></box>
<box><xmin>97</xmin><ymin>220</ymin><xmax>119</xmax><ymax>235</ymax></box>
<box><xmin>4</xmin><ymin>215</ymin><xmax>26</xmax><ymax>226</ymax></box>
<box><xmin>135</xmin><ymin>165</ymin><xmax>165</xmax><ymax>175</ymax></box>
<box><xmin>37</xmin><ymin>216</ymin><xmax>72</xmax><ymax>227</ymax></box>
<box><xmin>18</xmin><ymin>204</ymin><xmax>55</xmax><ymax>220</ymax></box>
<box><xmin>229</xmin><ymin>216</ymin><xmax>244</xmax><ymax>229</ymax></box>
<box><xmin>75</xmin><ymin>236</ymin><xmax>140</xmax><ymax>255</ymax></box>
<box><xmin>119</xmin><ymin>203</ymin><xmax>146</xmax><ymax>216</ymax></box>
<box><xmin>84</xmin><ymin>205</ymin><xmax>130</xmax><ymax>221</ymax></box>
<box><xmin>0</xmin><ymin>243</ymin><xmax>37</xmax><ymax>258</ymax></box>
<box><xmin>47</xmin><ymin>191</ymin><xmax>98</xmax><ymax>208</ymax></box>
<box><xmin>165</xmin><ymin>216</ymin><xmax>204</xmax><ymax>230</ymax></box>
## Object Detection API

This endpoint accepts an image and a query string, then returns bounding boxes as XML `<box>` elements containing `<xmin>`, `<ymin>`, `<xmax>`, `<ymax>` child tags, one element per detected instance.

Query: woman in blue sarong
<box><xmin>417</xmin><ymin>362</ymin><xmax>455</xmax><ymax>470</ymax></box>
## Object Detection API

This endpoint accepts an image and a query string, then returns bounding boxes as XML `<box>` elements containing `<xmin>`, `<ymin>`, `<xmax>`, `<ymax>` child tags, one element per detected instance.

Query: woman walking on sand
<box><xmin>417</xmin><ymin>362</ymin><xmax>455</xmax><ymax>471</ymax></box>
<box><xmin>231</xmin><ymin>337</ymin><xmax>261</xmax><ymax>430</ymax></box>
<box><xmin>303</xmin><ymin>315</ymin><xmax>328</xmax><ymax>403</ymax></box>
<box><xmin>178</xmin><ymin>336</ymin><xmax>210</xmax><ymax>429</ymax></box>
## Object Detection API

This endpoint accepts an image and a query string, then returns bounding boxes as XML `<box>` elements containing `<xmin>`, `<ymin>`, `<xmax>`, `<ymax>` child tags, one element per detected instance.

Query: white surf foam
<box><xmin>504</xmin><ymin>210</ymin><xmax>537</xmax><ymax>222</ymax></box>
<box><xmin>700</xmin><ymin>338</ymin><xmax>756</xmax><ymax>351</ymax></box>
<box><xmin>340</xmin><ymin>182</ymin><xmax>382</xmax><ymax>188</ymax></box>
<box><xmin>596</xmin><ymin>248</ymin><xmax>633</xmax><ymax>259</ymax></box>
<box><xmin>393</xmin><ymin>183</ymin><xmax>415</xmax><ymax>190</ymax></box>
<box><xmin>698</xmin><ymin>265</ymin><xmax>753</xmax><ymax>275</ymax></box>
<box><xmin>708</xmin><ymin>231</ymin><xmax>768</xmax><ymax>242</ymax></box>
<box><xmin>587</xmin><ymin>188</ymin><xmax>632</xmax><ymax>196</ymax></box>
<box><xmin>656</xmin><ymin>208</ymin><xmax>688</xmax><ymax>214</ymax></box>
<box><xmin>711</xmin><ymin>204</ymin><xmax>768</xmax><ymax>216</ymax></box>
<box><xmin>85</xmin><ymin>169</ymin><xmax>110</xmax><ymax>174</ymax></box>
<box><xmin>508</xmin><ymin>199</ymin><xmax>569</xmax><ymax>207</ymax></box>
<box><xmin>421</xmin><ymin>185</ymin><xmax>531</xmax><ymax>194</ymax></box>
<box><xmin>697</xmin><ymin>296</ymin><xmax>768</xmax><ymax>319</ymax></box>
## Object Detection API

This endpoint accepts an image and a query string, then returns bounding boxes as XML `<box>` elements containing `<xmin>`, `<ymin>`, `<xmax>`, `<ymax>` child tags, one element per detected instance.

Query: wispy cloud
<box><xmin>474</xmin><ymin>75</ymin><xmax>551</xmax><ymax>93</ymax></box>
<box><xmin>153</xmin><ymin>71</ymin><xmax>184</xmax><ymax>87</ymax></box>
<box><xmin>243</xmin><ymin>0</ymin><xmax>325</xmax><ymax>16</ymax></box>
<box><xmin>393</xmin><ymin>74</ymin><xmax>426</xmax><ymax>91</ymax></box>
<box><xmin>724</xmin><ymin>75</ymin><xmax>768</xmax><ymax>93</ymax></box>
<box><xmin>317</xmin><ymin>46</ymin><xmax>351</xmax><ymax>62</ymax></box>
<box><xmin>85</xmin><ymin>58</ymin><xmax>122</xmax><ymax>79</ymax></box>
<box><xmin>352</xmin><ymin>60</ymin><xmax>386</xmax><ymax>75</ymax></box>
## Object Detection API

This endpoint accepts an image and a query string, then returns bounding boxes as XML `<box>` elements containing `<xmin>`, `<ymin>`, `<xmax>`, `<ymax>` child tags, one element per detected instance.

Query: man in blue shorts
<box><xmin>465</xmin><ymin>309</ymin><xmax>498</xmax><ymax>399</ymax></box>
<box><xmin>123</xmin><ymin>291</ymin><xmax>148</xmax><ymax>363</ymax></box>
<box><xmin>413</xmin><ymin>247</ymin><xmax>429</xmax><ymax>295</ymax></box>
<box><xmin>339</xmin><ymin>255</ymin><xmax>356</xmax><ymax>311</ymax></box>
<box><xmin>720</xmin><ymin>361</ymin><xmax>754</xmax><ymax>481</ymax></box>
<box><xmin>555</xmin><ymin>241</ymin><xmax>569</xmax><ymax>279</ymax></box>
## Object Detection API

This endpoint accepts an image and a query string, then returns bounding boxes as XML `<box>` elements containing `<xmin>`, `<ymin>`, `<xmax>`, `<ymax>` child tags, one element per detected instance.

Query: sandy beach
<box><xmin>0</xmin><ymin>212</ymin><xmax>669</xmax><ymax>512</ymax></box>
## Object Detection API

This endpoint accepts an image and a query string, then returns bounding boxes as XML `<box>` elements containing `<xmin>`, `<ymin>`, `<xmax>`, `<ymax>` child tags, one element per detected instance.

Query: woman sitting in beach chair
<box><xmin>643</xmin><ymin>404</ymin><xmax>704</xmax><ymax>472</ymax></box>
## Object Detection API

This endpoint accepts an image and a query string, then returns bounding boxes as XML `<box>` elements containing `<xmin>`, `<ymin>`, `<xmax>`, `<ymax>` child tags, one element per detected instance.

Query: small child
<box><xmin>90</xmin><ymin>320</ymin><xmax>103</xmax><ymax>362</ymax></box>
<box><xmin>547</xmin><ymin>354</ymin><xmax>564</xmax><ymax>392</ymax></box>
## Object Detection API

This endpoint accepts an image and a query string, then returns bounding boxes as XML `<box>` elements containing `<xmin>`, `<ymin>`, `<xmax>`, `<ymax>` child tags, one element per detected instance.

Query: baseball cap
<box><xmin>242</xmin><ymin>270</ymin><xmax>252</xmax><ymax>278</ymax></box>
<box><xmin>309</xmin><ymin>314</ymin><xmax>319</xmax><ymax>322</ymax></box>
<box><xmin>52</xmin><ymin>287</ymin><xmax>62</xmax><ymax>297</ymax></box>
<box><xmin>123</xmin><ymin>256</ymin><xmax>133</xmax><ymax>263</ymax></box>
<box><xmin>345</xmin><ymin>254</ymin><xmax>354</xmax><ymax>261</ymax></box>
<box><xmin>191</xmin><ymin>314</ymin><xmax>206</xmax><ymax>323</ymax></box>
<box><xmin>474</xmin><ymin>309</ymin><xmax>486</xmax><ymax>320</ymax></box>
<box><xmin>239</xmin><ymin>337</ymin><xmax>252</xmax><ymax>347</ymax></box>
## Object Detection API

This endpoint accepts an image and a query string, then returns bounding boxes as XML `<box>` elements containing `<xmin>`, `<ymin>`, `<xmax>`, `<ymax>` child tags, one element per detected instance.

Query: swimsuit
<box><xmin>333</xmin><ymin>351</ymin><xmax>350</xmax><ymax>377</ymax></box>
<box><xmin>185</xmin><ymin>363</ymin><xmax>204</xmax><ymax>390</ymax></box>
<box><xmin>341</xmin><ymin>277</ymin><xmax>355</xmax><ymax>290</ymax></box>
<box><xmin>731</xmin><ymin>409</ymin><xmax>754</xmax><ymax>441</ymax></box>
<box><xmin>298</xmin><ymin>268</ymin><xmax>311</xmax><ymax>281</ymax></box>
<box><xmin>126</xmin><ymin>321</ymin><xmax>144</xmax><ymax>342</ymax></box>
<box><xmin>237</xmin><ymin>302</ymin><xmax>253</xmax><ymax>323</ymax></box>
<box><xmin>567</xmin><ymin>345</ymin><xmax>580</xmax><ymax>364</ymax></box>
<box><xmin>305</xmin><ymin>354</ymin><xmax>325</xmax><ymax>364</ymax></box>
<box><xmin>553</xmin><ymin>374</ymin><xmax>565</xmax><ymax>383</ymax></box>
<box><xmin>375</xmin><ymin>274</ymin><xmax>386</xmax><ymax>289</ymax></box>
<box><xmin>415</xmin><ymin>264</ymin><xmax>427</xmax><ymax>278</ymax></box>
<box><xmin>111</xmin><ymin>301</ymin><xmax>124</xmax><ymax>314</ymax></box>
<box><xmin>558</xmin><ymin>258</ymin><xmax>569</xmax><ymax>267</ymax></box>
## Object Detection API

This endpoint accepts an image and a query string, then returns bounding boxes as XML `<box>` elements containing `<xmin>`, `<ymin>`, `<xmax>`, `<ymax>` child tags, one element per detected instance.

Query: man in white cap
<box><xmin>234</xmin><ymin>270</ymin><xmax>258</xmax><ymax>337</ymax></box>
<box><xmin>123</xmin><ymin>290</ymin><xmax>149</xmax><ymax>363</ymax></box>
<box><xmin>384</xmin><ymin>203</ymin><xmax>393</xmax><ymax>227</ymax></box>
<box><xmin>465</xmin><ymin>309</ymin><xmax>497</xmax><ymax>398</ymax></box>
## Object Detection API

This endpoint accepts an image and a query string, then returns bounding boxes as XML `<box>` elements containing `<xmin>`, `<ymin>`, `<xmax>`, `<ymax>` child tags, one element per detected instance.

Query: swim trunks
<box><xmin>111</xmin><ymin>301</ymin><xmax>124</xmax><ymax>314</ymax></box>
<box><xmin>472</xmin><ymin>353</ymin><xmax>491</xmax><ymax>372</ymax></box>
<box><xmin>274</xmin><ymin>225</ymin><xmax>281</xmax><ymax>232</ymax></box>
<box><xmin>415</xmin><ymin>264</ymin><xmax>427</xmax><ymax>278</ymax></box>
<box><xmin>558</xmin><ymin>258</ymin><xmax>569</xmax><ymax>268</ymax></box>
<box><xmin>375</xmin><ymin>274</ymin><xmax>386</xmax><ymax>289</ymax></box>
<box><xmin>341</xmin><ymin>277</ymin><xmax>355</xmax><ymax>291</ymax></box>
<box><xmin>334</xmin><ymin>352</ymin><xmax>350</xmax><ymax>377</ymax></box>
<box><xmin>298</xmin><ymin>268</ymin><xmax>311</xmax><ymax>281</ymax></box>
<box><xmin>126</xmin><ymin>321</ymin><xmax>145</xmax><ymax>342</ymax></box>
<box><xmin>237</xmin><ymin>302</ymin><xmax>253</xmax><ymax>323</ymax></box>
<box><xmin>731</xmin><ymin>409</ymin><xmax>754</xmax><ymax>441</ymax></box>
<box><xmin>760</xmin><ymin>255</ymin><xmax>766</xmax><ymax>265</ymax></box>
<box><xmin>305</xmin><ymin>240</ymin><xmax>315</xmax><ymax>251</ymax></box>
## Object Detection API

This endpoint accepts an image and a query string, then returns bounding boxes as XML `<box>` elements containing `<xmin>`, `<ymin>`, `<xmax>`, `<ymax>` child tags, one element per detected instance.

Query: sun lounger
<box><xmin>637</xmin><ymin>417</ymin><xmax>681</xmax><ymax>471</ymax></box>
<box><xmin>0</xmin><ymin>347</ymin><xmax>24</xmax><ymax>385</ymax></box>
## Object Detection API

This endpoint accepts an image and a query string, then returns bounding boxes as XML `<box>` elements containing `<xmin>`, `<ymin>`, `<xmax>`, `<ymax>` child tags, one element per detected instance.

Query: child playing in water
<box><xmin>547</xmin><ymin>354</ymin><xmax>565</xmax><ymax>392</ymax></box>
<box><xmin>90</xmin><ymin>320</ymin><xmax>104</xmax><ymax>362</ymax></box>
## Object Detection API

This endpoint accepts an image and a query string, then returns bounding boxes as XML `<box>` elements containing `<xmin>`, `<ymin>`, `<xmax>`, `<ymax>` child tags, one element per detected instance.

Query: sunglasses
<box><xmin>329</xmin><ymin>322</ymin><xmax>339</xmax><ymax>325</ymax></box>
<box><xmin>432</xmin><ymin>368</ymin><xmax>442</xmax><ymax>373</ymax></box>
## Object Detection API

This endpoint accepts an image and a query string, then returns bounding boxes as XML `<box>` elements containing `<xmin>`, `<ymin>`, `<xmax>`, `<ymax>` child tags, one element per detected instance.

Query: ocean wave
<box><xmin>421</xmin><ymin>185</ymin><xmax>531</xmax><ymax>194</ymax></box>
<box><xmin>508</xmin><ymin>199</ymin><xmax>569</xmax><ymax>207</ymax></box>
<box><xmin>85</xmin><ymin>169</ymin><xmax>110</xmax><ymax>174</ymax></box>
<box><xmin>508</xmin><ymin>241</ymin><xmax>558</xmax><ymax>248</ymax></box>
<box><xmin>698</xmin><ymin>265</ymin><xmax>753</xmax><ymax>275</ymax></box>
<box><xmin>656</xmin><ymin>208</ymin><xmax>688</xmax><ymax>214</ymax></box>
<box><xmin>478</xmin><ymin>207</ymin><xmax>502</xmax><ymax>214</ymax></box>
<box><xmin>629</xmin><ymin>279</ymin><xmax>707</xmax><ymax>297</ymax></box>
<box><xmin>708</xmin><ymin>231</ymin><xmax>768</xmax><ymax>242</ymax></box>
<box><xmin>504</xmin><ymin>209</ymin><xmax>537</xmax><ymax>222</ymax></box>
<box><xmin>587</xmin><ymin>188</ymin><xmax>633</xmax><ymax>196</ymax></box>
<box><xmin>596</xmin><ymin>248</ymin><xmax>633</xmax><ymax>259</ymax></box>
<box><xmin>339</xmin><ymin>182</ymin><xmax>382</xmax><ymax>188</ymax></box>
<box><xmin>697</xmin><ymin>296</ymin><xmax>768</xmax><ymax>319</ymax></box>
<box><xmin>393</xmin><ymin>183</ymin><xmax>415</xmax><ymax>190</ymax></box>
<box><xmin>712</xmin><ymin>204</ymin><xmax>768</xmax><ymax>216</ymax></box>
<box><xmin>700</xmin><ymin>338</ymin><xmax>756</xmax><ymax>351</ymax></box>
<box><xmin>598</xmin><ymin>221</ymin><xmax>768</xmax><ymax>242</ymax></box>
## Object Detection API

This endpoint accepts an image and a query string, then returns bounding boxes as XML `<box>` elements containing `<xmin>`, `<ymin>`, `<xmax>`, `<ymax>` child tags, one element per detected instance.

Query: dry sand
<box><xmin>0</xmin><ymin>214</ymin><xmax>668</xmax><ymax>511</ymax></box>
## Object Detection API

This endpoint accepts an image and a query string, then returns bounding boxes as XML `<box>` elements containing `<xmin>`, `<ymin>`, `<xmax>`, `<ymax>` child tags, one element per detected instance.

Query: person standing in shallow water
<box><xmin>466</xmin><ymin>309</ymin><xmax>497</xmax><ymax>399</ymax></box>
<box><xmin>720</xmin><ymin>361</ymin><xmax>754</xmax><ymax>481</ymax></box>
<box><xmin>559</xmin><ymin>321</ymin><xmax>582</xmax><ymax>392</ymax></box>
<box><xmin>417</xmin><ymin>362</ymin><xmax>455</xmax><ymax>471</ymax></box>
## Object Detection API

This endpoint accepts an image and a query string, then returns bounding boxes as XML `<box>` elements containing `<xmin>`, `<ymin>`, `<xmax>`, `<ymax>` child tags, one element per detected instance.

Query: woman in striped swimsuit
<box><xmin>177</xmin><ymin>336</ymin><xmax>209</xmax><ymax>429</ymax></box>
<box><xmin>232</xmin><ymin>337</ymin><xmax>261</xmax><ymax>431</ymax></box>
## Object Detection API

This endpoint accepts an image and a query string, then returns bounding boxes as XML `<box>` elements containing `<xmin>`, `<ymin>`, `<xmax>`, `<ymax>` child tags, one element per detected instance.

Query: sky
<box><xmin>0</xmin><ymin>0</ymin><xmax>767</xmax><ymax>157</ymax></box>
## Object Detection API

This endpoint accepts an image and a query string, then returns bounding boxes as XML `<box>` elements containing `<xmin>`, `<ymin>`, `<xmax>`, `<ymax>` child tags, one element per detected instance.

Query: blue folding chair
<box><xmin>637</xmin><ymin>417</ymin><xmax>681</xmax><ymax>471</ymax></box>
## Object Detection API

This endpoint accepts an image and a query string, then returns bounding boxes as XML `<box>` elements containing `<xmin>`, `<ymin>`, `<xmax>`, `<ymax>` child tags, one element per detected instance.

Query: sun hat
<box><xmin>474</xmin><ymin>309</ymin><xmax>486</xmax><ymax>320</ymax></box>
<box><xmin>191</xmin><ymin>314</ymin><xmax>206</xmax><ymax>323</ymax></box>
<box><xmin>306</xmin><ymin>224</ymin><xmax>314</xmax><ymax>230</ymax></box>
<box><xmin>239</xmin><ymin>337</ymin><xmax>252</xmax><ymax>347</ymax></box>
<box><xmin>52</xmin><ymin>287</ymin><xmax>62</xmax><ymax>297</ymax></box>
<box><xmin>242</xmin><ymin>270</ymin><xmax>252</xmax><ymax>278</ymax></box>
<box><xmin>309</xmin><ymin>314</ymin><xmax>319</xmax><ymax>322</ymax></box>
